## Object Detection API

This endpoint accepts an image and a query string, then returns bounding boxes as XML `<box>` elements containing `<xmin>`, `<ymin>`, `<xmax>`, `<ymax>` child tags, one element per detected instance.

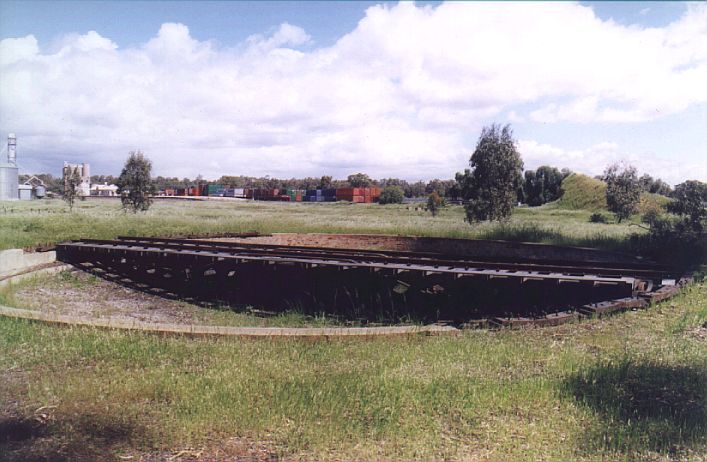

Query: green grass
<box><xmin>1</xmin><ymin>284</ymin><xmax>705</xmax><ymax>460</ymax></box>
<box><xmin>0</xmin><ymin>197</ymin><xmax>643</xmax><ymax>252</ymax></box>
<box><xmin>558</xmin><ymin>173</ymin><xmax>607</xmax><ymax>211</ymax></box>
<box><xmin>2</xmin><ymin>197</ymin><xmax>702</xmax><ymax>460</ymax></box>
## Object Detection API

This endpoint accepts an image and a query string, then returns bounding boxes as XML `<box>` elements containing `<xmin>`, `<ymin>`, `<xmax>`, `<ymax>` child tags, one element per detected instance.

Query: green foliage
<box><xmin>426</xmin><ymin>191</ymin><xmax>443</xmax><ymax>217</ymax></box>
<box><xmin>637</xmin><ymin>192</ymin><xmax>670</xmax><ymax>216</ymax></box>
<box><xmin>347</xmin><ymin>172</ymin><xmax>373</xmax><ymax>188</ymax></box>
<box><xmin>62</xmin><ymin>165</ymin><xmax>82</xmax><ymax>211</ymax></box>
<box><xmin>459</xmin><ymin>123</ymin><xmax>524</xmax><ymax>222</ymax></box>
<box><xmin>640</xmin><ymin>208</ymin><xmax>661</xmax><ymax>226</ymax></box>
<box><xmin>667</xmin><ymin>180</ymin><xmax>707</xmax><ymax>229</ymax></box>
<box><xmin>631</xmin><ymin>214</ymin><xmax>706</xmax><ymax>268</ymax></box>
<box><xmin>557</xmin><ymin>173</ymin><xmax>607</xmax><ymax>211</ymax></box>
<box><xmin>523</xmin><ymin>166</ymin><xmax>570</xmax><ymax>206</ymax></box>
<box><xmin>425</xmin><ymin>178</ymin><xmax>456</xmax><ymax>197</ymax></box>
<box><xmin>639</xmin><ymin>174</ymin><xmax>672</xmax><ymax>196</ymax></box>
<box><xmin>378</xmin><ymin>186</ymin><xmax>404</xmax><ymax>204</ymax></box>
<box><xmin>319</xmin><ymin>175</ymin><xmax>333</xmax><ymax>189</ymax></box>
<box><xmin>589</xmin><ymin>212</ymin><xmax>608</xmax><ymax>223</ymax></box>
<box><xmin>633</xmin><ymin>180</ymin><xmax>707</xmax><ymax>268</ymax></box>
<box><xmin>116</xmin><ymin>151</ymin><xmax>157</xmax><ymax>213</ymax></box>
<box><xmin>603</xmin><ymin>163</ymin><xmax>641</xmax><ymax>223</ymax></box>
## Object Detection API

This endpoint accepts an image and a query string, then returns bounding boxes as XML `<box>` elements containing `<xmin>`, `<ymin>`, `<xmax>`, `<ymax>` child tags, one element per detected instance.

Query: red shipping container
<box><xmin>338</xmin><ymin>195</ymin><xmax>365</xmax><ymax>202</ymax></box>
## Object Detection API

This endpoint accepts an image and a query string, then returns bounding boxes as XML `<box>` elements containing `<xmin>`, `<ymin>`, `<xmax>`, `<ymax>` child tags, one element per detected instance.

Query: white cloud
<box><xmin>0</xmin><ymin>35</ymin><xmax>38</xmax><ymax>65</ymax></box>
<box><xmin>0</xmin><ymin>2</ymin><xmax>706</xmax><ymax>180</ymax></box>
<box><xmin>518</xmin><ymin>139</ymin><xmax>707</xmax><ymax>185</ymax></box>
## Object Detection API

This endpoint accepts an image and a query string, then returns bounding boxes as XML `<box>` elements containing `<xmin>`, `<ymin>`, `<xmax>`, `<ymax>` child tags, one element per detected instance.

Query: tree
<box><xmin>459</xmin><ymin>124</ymin><xmax>524</xmax><ymax>222</ymax></box>
<box><xmin>116</xmin><ymin>151</ymin><xmax>156</xmax><ymax>213</ymax></box>
<box><xmin>667</xmin><ymin>180</ymin><xmax>707</xmax><ymax>230</ymax></box>
<box><xmin>427</xmin><ymin>191</ymin><xmax>443</xmax><ymax>217</ymax></box>
<box><xmin>319</xmin><ymin>175</ymin><xmax>333</xmax><ymax>190</ymax></box>
<box><xmin>522</xmin><ymin>166</ymin><xmax>569</xmax><ymax>206</ymax></box>
<box><xmin>62</xmin><ymin>165</ymin><xmax>82</xmax><ymax>211</ymax></box>
<box><xmin>347</xmin><ymin>173</ymin><xmax>373</xmax><ymax>188</ymax></box>
<box><xmin>405</xmin><ymin>181</ymin><xmax>427</xmax><ymax>198</ymax></box>
<box><xmin>603</xmin><ymin>162</ymin><xmax>641</xmax><ymax>223</ymax></box>
<box><xmin>378</xmin><ymin>186</ymin><xmax>404</xmax><ymax>204</ymax></box>
<box><xmin>639</xmin><ymin>174</ymin><xmax>672</xmax><ymax>196</ymax></box>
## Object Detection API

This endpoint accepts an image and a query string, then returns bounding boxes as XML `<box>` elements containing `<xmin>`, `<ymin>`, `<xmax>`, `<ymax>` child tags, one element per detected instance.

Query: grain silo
<box><xmin>0</xmin><ymin>134</ymin><xmax>19</xmax><ymax>201</ymax></box>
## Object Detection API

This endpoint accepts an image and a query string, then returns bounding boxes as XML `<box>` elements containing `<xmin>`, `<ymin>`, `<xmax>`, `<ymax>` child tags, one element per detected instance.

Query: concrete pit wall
<box><xmin>0</xmin><ymin>249</ymin><xmax>57</xmax><ymax>278</ymax></box>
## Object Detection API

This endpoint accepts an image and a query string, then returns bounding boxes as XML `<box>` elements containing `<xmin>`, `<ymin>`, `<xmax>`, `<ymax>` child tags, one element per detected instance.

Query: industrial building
<box><xmin>63</xmin><ymin>162</ymin><xmax>91</xmax><ymax>197</ymax></box>
<box><xmin>0</xmin><ymin>134</ymin><xmax>49</xmax><ymax>201</ymax></box>
<box><xmin>0</xmin><ymin>134</ymin><xmax>20</xmax><ymax>200</ymax></box>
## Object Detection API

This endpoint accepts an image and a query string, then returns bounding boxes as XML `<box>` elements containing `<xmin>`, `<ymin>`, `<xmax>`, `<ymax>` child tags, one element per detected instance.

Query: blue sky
<box><xmin>1</xmin><ymin>1</ymin><xmax>705</xmax><ymax>184</ymax></box>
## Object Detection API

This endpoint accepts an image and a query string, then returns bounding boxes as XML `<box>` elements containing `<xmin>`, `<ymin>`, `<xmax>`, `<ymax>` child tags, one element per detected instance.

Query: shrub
<box><xmin>630</xmin><ymin>216</ymin><xmax>706</xmax><ymax>269</ymax></box>
<box><xmin>378</xmin><ymin>186</ymin><xmax>404</xmax><ymax>204</ymax></box>
<box><xmin>589</xmin><ymin>212</ymin><xmax>608</xmax><ymax>223</ymax></box>
<box><xmin>427</xmin><ymin>192</ymin><xmax>444</xmax><ymax>217</ymax></box>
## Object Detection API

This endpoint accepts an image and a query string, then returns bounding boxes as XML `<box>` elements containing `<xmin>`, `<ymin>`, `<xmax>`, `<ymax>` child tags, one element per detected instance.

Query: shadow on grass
<box><xmin>479</xmin><ymin>223</ymin><xmax>632</xmax><ymax>253</ymax></box>
<box><xmin>0</xmin><ymin>410</ymin><xmax>146</xmax><ymax>462</ymax></box>
<box><xmin>563</xmin><ymin>360</ymin><xmax>706</xmax><ymax>456</ymax></box>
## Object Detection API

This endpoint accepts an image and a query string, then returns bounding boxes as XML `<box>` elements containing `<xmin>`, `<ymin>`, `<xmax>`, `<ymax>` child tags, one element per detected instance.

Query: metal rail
<box><xmin>107</xmin><ymin>236</ymin><xmax>667</xmax><ymax>280</ymax></box>
<box><xmin>116</xmin><ymin>235</ymin><xmax>664</xmax><ymax>271</ymax></box>
<box><xmin>56</xmin><ymin>238</ymin><xmax>659</xmax><ymax>291</ymax></box>
<box><xmin>53</xmin><ymin>236</ymin><xmax>689</xmax><ymax>329</ymax></box>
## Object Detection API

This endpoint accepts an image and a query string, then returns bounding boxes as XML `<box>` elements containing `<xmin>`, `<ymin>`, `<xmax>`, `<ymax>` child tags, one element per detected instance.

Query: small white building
<box><xmin>90</xmin><ymin>182</ymin><xmax>119</xmax><ymax>197</ymax></box>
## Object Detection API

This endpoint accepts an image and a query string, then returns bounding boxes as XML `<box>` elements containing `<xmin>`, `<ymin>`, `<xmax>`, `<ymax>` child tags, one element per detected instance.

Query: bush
<box><xmin>427</xmin><ymin>191</ymin><xmax>444</xmax><ymax>217</ymax></box>
<box><xmin>589</xmin><ymin>212</ymin><xmax>608</xmax><ymax>223</ymax></box>
<box><xmin>378</xmin><ymin>186</ymin><xmax>404</xmax><ymax>204</ymax></box>
<box><xmin>630</xmin><ymin>216</ymin><xmax>706</xmax><ymax>269</ymax></box>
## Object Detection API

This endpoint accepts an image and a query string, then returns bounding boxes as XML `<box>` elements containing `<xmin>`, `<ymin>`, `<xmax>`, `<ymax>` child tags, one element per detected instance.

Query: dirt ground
<box><xmin>7</xmin><ymin>270</ymin><xmax>294</xmax><ymax>328</ymax></box>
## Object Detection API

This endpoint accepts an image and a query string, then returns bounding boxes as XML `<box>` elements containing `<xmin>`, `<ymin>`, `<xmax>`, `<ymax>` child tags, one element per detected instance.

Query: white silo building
<box><xmin>0</xmin><ymin>134</ymin><xmax>19</xmax><ymax>201</ymax></box>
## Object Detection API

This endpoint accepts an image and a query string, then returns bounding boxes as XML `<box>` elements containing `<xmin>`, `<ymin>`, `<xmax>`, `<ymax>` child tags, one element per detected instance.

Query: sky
<box><xmin>0</xmin><ymin>1</ymin><xmax>705</xmax><ymax>184</ymax></box>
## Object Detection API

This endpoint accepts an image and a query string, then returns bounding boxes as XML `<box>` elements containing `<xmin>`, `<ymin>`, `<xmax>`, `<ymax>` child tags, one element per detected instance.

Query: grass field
<box><xmin>0</xmin><ymin>197</ymin><xmax>642</xmax><ymax>251</ymax></box>
<box><xmin>1</xmin><ymin>285</ymin><xmax>705</xmax><ymax>461</ymax></box>
<box><xmin>2</xmin><ymin>197</ymin><xmax>704</xmax><ymax>461</ymax></box>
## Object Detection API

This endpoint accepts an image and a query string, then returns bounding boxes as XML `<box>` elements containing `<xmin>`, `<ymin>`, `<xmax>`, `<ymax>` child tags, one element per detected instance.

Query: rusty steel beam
<box><xmin>56</xmin><ymin>240</ymin><xmax>643</xmax><ymax>290</ymax></box>
<box><xmin>70</xmin><ymin>237</ymin><xmax>669</xmax><ymax>281</ymax></box>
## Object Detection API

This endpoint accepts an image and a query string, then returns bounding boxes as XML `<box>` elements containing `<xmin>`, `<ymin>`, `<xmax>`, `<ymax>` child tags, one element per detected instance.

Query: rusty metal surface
<box><xmin>54</xmin><ymin>236</ymin><xmax>684</xmax><ymax>327</ymax></box>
